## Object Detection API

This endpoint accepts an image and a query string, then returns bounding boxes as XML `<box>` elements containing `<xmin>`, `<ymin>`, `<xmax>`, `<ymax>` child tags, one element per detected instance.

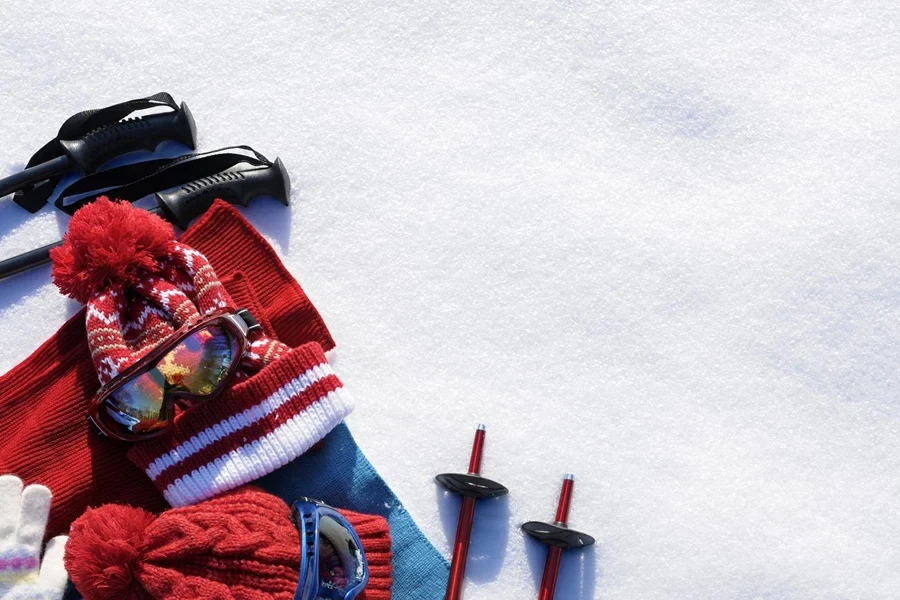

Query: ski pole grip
<box><xmin>59</xmin><ymin>102</ymin><xmax>197</xmax><ymax>173</ymax></box>
<box><xmin>154</xmin><ymin>157</ymin><xmax>290</xmax><ymax>229</ymax></box>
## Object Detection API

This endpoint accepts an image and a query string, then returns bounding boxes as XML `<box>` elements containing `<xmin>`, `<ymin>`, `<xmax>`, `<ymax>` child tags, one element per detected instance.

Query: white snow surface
<box><xmin>2</xmin><ymin>2</ymin><xmax>900</xmax><ymax>598</ymax></box>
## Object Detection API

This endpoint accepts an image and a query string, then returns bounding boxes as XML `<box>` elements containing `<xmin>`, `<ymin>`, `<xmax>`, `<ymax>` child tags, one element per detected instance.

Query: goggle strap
<box><xmin>235</xmin><ymin>308</ymin><xmax>262</xmax><ymax>333</ymax></box>
<box><xmin>293</xmin><ymin>500</ymin><xmax>369</xmax><ymax>600</ymax></box>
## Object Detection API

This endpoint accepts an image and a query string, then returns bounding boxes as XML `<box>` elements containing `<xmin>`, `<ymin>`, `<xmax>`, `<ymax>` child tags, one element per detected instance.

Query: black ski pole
<box><xmin>0</xmin><ymin>157</ymin><xmax>290</xmax><ymax>281</ymax></box>
<box><xmin>0</xmin><ymin>240</ymin><xmax>63</xmax><ymax>280</ymax></box>
<box><xmin>0</xmin><ymin>103</ymin><xmax>196</xmax><ymax>200</ymax></box>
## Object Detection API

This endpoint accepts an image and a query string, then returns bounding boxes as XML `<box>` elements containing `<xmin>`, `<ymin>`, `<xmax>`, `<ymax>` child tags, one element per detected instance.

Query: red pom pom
<box><xmin>65</xmin><ymin>504</ymin><xmax>157</xmax><ymax>600</ymax></box>
<box><xmin>50</xmin><ymin>198</ymin><xmax>175</xmax><ymax>303</ymax></box>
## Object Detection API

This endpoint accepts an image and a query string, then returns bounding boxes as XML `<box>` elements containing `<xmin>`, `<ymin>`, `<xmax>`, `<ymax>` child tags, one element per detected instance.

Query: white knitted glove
<box><xmin>0</xmin><ymin>476</ymin><xmax>68</xmax><ymax>600</ymax></box>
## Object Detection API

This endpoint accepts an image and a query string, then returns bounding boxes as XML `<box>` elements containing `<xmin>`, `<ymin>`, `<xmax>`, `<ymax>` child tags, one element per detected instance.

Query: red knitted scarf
<box><xmin>0</xmin><ymin>201</ymin><xmax>335</xmax><ymax>538</ymax></box>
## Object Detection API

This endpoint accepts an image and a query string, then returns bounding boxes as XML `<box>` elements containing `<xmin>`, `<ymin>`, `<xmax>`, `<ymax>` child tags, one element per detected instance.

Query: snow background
<box><xmin>2</xmin><ymin>1</ymin><xmax>899</xmax><ymax>598</ymax></box>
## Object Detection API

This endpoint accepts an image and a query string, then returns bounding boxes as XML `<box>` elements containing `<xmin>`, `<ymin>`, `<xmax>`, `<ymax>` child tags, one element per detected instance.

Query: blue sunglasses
<box><xmin>292</xmin><ymin>498</ymin><xmax>370</xmax><ymax>600</ymax></box>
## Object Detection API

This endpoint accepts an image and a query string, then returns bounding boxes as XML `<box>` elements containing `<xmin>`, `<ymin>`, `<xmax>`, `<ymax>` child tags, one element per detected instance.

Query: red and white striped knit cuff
<box><xmin>127</xmin><ymin>342</ymin><xmax>353</xmax><ymax>507</ymax></box>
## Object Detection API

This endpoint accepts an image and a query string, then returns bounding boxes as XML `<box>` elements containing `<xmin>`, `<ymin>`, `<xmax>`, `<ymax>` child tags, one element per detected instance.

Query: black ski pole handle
<box><xmin>0</xmin><ymin>156</ymin><xmax>291</xmax><ymax>282</ymax></box>
<box><xmin>60</xmin><ymin>102</ymin><xmax>197</xmax><ymax>174</ymax></box>
<box><xmin>154</xmin><ymin>157</ymin><xmax>290</xmax><ymax>229</ymax></box>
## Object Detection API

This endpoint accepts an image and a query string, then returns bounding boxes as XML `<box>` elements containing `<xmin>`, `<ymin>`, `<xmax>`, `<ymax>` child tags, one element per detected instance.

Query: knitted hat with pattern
<box><xmin>64</xmin><ymin>487</ymin><xmax>393</xmax><ymax>600</ymax></box>
<box><xmin>49</xmin><ymin>197</ymin><xmax>285</xmax><ymax>383</ymax></box>
<box><xmin>50</xmin><ymin>199</ymin><xmax>353</xmax><ymax>506</ymax></box>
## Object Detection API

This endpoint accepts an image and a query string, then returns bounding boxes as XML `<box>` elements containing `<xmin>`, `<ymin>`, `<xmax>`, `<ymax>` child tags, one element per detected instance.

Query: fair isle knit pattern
<box><xmin>51</xmin><ymin>199</ymin><xmax>352</xmax><ymax>513</ymax></box>
<box><xmin>54</xmin><ymin>198</ymin><xmax>303</xmax><ymax>387</ymax></box>
<box><xmin>128</xmin><ymin>342</ymin><xmax>353</xmax><ymax>507</ymax></box>
<box><xmin>240</xmin><ymin>336</ymin><xmax>290</xmax><ymax>376</ymax></box>
<box><xmin>87</xmin><ymin>241</ymin><xmax>234</xmax><ymax>385</ymax></box>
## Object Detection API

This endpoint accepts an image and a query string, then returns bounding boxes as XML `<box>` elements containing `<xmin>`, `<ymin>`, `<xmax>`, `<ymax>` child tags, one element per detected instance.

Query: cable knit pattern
<box><xmin>339</xmin><ymin>511</ymin><xmax>393</xmax><ymax>600</ymax></box>
<box><xmin>65</xmin><ymin>487</ymin><xmax>391</xmax><ymax>600</ymax></box>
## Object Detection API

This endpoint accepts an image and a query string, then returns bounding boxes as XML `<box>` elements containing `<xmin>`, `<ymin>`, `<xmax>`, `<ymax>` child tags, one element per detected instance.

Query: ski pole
<box><xmin>436</xmin><ymin>425</ymin><xmax>509</xmax><ymax>600</ymax></box>
<box><xmin>522</xmin><ymin>475</ymin><xmax>596</xmax><ymax>600</ymax></box>
<box><xmin>0</xmin><ymin>103</ymin><xmax>196</xmax><ymax>200</ymax></box>
<box><xmin>0</xmin><ymin>156</ymin><xmax>289</xmax><ymax>281</ymax></box>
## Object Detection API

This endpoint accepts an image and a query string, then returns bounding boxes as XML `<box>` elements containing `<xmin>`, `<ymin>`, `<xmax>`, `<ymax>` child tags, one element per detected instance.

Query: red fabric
<box><xmin>186</xmin><ymin>203</ymin><xmax>334</xmax><ymax>351</ymax></box>
<box><xmin>127</xmin><ymin>342</ymin><xmax>352</xmax><ymax>506</ymax></box>
<box><xmin>51</xmin><ymin>199</ymin><xmax>243</xmax><ymax>386</ymax></box>
<box><xmin>0</xmin><ymin>201</ymin><xmax>334</xmax><ymax>538</ymax></box>
<box><xmin>347</xmin><ymin>511</ymin><xmax>393</xmax><ymax>600</ymax></box>
<box><xmin>139</xmin><ymin>369</ymin><xmax>341</xmax><ymax>492</ymax></box>
<box><xmin>65</xmin><ymin>487</ymin><xmax>392</xmax><ymax>600</ymax></box>
<box><xmin>50</xmin><ymin>197</ymin><xmax>174</xmax><ymax>304</ymax></box>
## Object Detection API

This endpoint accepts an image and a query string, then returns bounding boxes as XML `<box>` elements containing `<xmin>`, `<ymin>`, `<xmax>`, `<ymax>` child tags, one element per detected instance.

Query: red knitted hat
<box><xmin>126</xmin><ymin>342</ymin><xmax>354</xmax><ymax>507</ymax></box>
<box><xmin>64</xmin><ymin>487</ymin><xmax>392</xmax><ymax>600</ymax></box>
<box><xmin>50</xmin><ymin>200</ymin><xmax>354</xmax><ymax>506</ymax></box>
<box><xmin>49</xmin><ymin>198</ymin><xmax>286</xmax><ymax>383</ymax></box>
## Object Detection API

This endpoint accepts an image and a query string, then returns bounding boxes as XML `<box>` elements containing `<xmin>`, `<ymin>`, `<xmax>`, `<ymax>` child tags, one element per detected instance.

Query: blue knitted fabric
<box><xmin>257</xmin><ymin>422</ymin><xmax>449</xmax><ymax>599</ymax></box>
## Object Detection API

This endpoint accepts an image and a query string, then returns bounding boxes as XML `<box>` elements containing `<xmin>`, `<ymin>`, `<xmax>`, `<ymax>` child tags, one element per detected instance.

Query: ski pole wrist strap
<box><xmin>53</xmin><ymin>145</ymin><xmax>286</xmax><ymax>226</ymax></box>
<box><xmin>13</xmin><ymin>92</ymin><xmax>180</xmax><ymax>213</ymax></box>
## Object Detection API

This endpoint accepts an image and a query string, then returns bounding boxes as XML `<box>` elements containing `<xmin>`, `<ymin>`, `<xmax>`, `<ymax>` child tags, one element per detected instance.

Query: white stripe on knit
<box><xmin>159</xmin><ymin>387</ymin><xmax>354</xmax><ymax>507</ymax></box>
<box><xmin>175</xmin><ymin>244</ymin><xmax>203</xmax><ymax>275</ymax></box>
<box><xmin>145</xmin><ymin>361</ymin><xmax>337</xmax><ymax>480</ymax></box>
<box><xmin>85</xmin><ymin>305</ymin><xmax>120</xmax><ymax>326</ymax></box>
<box><xmin>120</xmin><ymin>304</ymin><xmax>169</xmax><ymax>333</ymax></box>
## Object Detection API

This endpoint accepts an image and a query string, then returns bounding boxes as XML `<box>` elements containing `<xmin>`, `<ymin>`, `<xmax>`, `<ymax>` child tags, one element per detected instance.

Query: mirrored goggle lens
<box><xmin>314</xmin><ymin>513</ymin><xmax>367</xmax><ymax>598</ymax></box>
<box><xmin>99</xmin><ymin>324</ymin><xmax>239</xmax><ymax>437</ymax></box>
<box><xmin>98</xmin><ymin>367</ymin><xmax>170</xmax><ymax>437</ymax></box>
<box><xmin>155</xmin><ymin>324</ymin><xmax>238</xmax><ymax>395</ymax></box>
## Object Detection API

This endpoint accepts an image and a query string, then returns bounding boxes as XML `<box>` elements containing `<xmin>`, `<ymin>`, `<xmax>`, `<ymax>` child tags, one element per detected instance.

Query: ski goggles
<box><xmin>292</xmin><ymin>498</ymin><xmax>369</xmax><ymax>600</ymax></box>
<box><xmin>89</xmin><ymin>309</ymin><xmax>259</xmax><ymax>441</ymax></box>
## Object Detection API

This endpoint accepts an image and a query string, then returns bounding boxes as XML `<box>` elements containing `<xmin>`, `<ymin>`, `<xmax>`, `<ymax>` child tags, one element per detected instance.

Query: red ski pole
<box><xmin>436</xmin><ymin>425</ymin><xmax>508</xmax><ymax>600</ymax></box>
<box><xmin>522</xmin><ymin>474</ymin><xmax>596</xmax><ymax>600</ymax></box>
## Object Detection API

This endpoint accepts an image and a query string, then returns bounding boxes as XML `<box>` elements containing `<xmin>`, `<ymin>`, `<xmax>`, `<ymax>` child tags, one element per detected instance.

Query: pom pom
<box><xmin>65</xmin><ymin>504</ymin><xmax>156</xmax><ymax>600</ymax></box>
<box><xmin>50</xmin><ymin>198</ymin><xmax>175</xmax><ymax>303</ymax></box>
